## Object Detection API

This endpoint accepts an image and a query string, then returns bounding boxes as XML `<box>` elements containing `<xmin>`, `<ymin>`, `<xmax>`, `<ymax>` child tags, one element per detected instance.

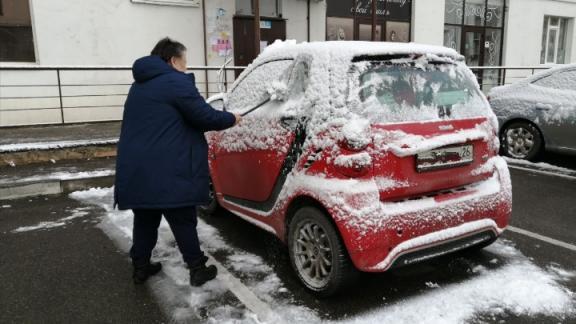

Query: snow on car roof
<box><xmin>256</xmin><ymin>40</ymin><xmax>464</xmax><ymax>63</ymax></box>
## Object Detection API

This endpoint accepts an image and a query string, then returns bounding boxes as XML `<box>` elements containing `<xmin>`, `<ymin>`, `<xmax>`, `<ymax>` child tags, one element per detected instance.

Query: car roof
<box><xmin>525</xmin><ymin>63</ymin><xmax>576</xmax><ymax>82</ymax></box>
<box><xmin>254</xmin><ymin>40</ymin><xmax>464</xmax><ymax>64</ymax></box>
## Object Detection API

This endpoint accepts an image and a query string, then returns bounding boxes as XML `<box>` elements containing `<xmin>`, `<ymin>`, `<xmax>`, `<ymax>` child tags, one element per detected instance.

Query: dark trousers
<box><xmin>130</xmin><ymin>206</ymin><xmax>203</xmax><ymax>266</ymax></box>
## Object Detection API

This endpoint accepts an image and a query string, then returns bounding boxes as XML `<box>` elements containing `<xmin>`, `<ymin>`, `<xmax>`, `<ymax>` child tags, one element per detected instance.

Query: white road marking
<box><xmin>205</xmin><ymin>253</ymin><xmax>276</xmax><ymax>323</ymax></box>
<box><xmin>507</xmin><ymin>226</ymin><xmax>576</xmax><ymax>253</ymax></box>
<box><xmin>509</xmin><ymin>165</ymin><xmax>576</xmax><ymax>180</ymax></box>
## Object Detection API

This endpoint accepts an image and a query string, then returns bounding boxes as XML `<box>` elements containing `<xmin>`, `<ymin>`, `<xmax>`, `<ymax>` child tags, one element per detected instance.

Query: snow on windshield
<box><xmin>349</xmin><ymin>59</ymin><xmax>490</xmax><ymax>124</ymax></box>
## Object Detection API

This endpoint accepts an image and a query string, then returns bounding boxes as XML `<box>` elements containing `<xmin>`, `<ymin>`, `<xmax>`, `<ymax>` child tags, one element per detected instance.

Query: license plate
<box><xmin>416</xmin><ymin>144</ymin><xmax>474</xmax><ymax>172</ymax></box>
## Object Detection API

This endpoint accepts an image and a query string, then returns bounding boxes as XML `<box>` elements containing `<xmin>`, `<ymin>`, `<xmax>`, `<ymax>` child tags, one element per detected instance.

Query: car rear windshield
<box><xmin>351</xmin><ymin>59</ymin><xmax>489</xmax><ymax>123</ymax></box>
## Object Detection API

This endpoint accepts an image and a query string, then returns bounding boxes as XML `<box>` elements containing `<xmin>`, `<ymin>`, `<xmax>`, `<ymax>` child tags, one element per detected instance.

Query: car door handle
<box><xmin>535</xmin><ymin>104</ymin><xmax>552</xmax><ymax>111</ymax></box>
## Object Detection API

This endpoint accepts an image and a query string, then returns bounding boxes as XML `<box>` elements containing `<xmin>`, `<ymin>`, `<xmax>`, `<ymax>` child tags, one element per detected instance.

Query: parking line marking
<box><xmin>507</xmin><ymin>226</ymin><xmax>576</xmax><ymax>252</ymax></box>
<box><xmin>206</xmin><ymin>253</ymin><xmax>276</xmax><ymax>322</ymax></box>
<box><xmin>509</xmin><ymin>165</ymin><xmax>576</xmax><ymax>180</ymax></box>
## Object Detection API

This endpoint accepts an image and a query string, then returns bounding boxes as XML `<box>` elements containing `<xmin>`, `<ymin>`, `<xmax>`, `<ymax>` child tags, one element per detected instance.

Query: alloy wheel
<box><xmin>505</xmin><ymin>126</ymin><xmax>535</xmax><ymax>159</ymax></box>
<box><xmin>292</xmin><ymin>220</ymin><xmax>333</xmax><ymax>289</ymax></box>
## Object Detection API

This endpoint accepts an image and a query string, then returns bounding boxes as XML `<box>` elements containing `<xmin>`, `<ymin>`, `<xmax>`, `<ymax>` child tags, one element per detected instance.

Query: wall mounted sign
<box><xmin>327</xmin><ymin>0</ymin><xmax>411</xmax><ymax>21</ymax></box>
<box><xmin>260</xmin><ymin>20</ymin><xmax>272</xmax><ymax>29</ymax></box>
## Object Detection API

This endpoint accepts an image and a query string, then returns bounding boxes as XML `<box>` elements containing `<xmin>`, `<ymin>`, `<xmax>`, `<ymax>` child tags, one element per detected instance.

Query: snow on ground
<box><xmin>11</xmin><ymin>207</ymin><xmax>91</xmax><ymax>233</ymax></box>
<box><xmin>1</xmin><ymin>205</ymin><xmax>11</xmax><ymax>208</ymax></box>
<box><xmin>70</xmin><ymin>187</ymin><xmax>575</xmax><ymax>324</ymax></box>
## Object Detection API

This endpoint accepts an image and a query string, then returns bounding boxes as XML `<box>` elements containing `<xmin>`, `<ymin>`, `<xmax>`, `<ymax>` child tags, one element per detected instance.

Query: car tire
<box><xmin>288</xmin><ymin>206</ymin><xmax>359</xmax><ymax>297</ymax></box>
<box><xmin>500</xmin><ymin>120</ymin><xmax>544</xmax><ymax>161</ymax></box>
<box><xmin>197</xmin><ymin>178</ymin><xmax>221</xmax><ymax>216</ymax></box>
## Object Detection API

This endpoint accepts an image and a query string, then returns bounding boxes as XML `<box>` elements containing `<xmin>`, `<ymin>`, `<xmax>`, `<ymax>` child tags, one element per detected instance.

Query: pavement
<box><xmin>0</xmin><ymin>122</ymin><xmax>121</xmax><ymax>146</ymax></box>
<box><xmin>0</xmin><ymin>195</ymin><xmax>165</xmax><ymax>323</ymax></box>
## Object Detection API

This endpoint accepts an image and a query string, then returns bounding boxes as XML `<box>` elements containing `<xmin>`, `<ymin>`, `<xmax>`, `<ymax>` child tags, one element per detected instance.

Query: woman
<box><xmin>115</xmin><ymin>38</ymin><xmax>240</xmax><ymax>286</ymax></box>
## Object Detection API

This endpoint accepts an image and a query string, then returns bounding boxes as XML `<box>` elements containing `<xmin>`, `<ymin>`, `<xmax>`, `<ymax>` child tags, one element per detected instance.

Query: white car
<box><xmin>488</xmin><ymin>64</ymin><xmax>576</xmax><ymax>160</ymax></box>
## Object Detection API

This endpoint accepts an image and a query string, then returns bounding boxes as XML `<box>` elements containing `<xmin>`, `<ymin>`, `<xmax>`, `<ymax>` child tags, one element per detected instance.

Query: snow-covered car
<box><xmin>202</xmin><ymin>41</ymin><xmax>512</xmax><ymax>296</ymax></box>
<box><xmin>488</xmin><ymin>64</ymin><xmax>576</xmax><ymax>160</ymax></box>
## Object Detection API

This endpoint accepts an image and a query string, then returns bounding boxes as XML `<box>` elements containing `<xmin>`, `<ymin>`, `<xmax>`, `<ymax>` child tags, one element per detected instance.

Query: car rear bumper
<box><xmin>338</xmin><ymin>157</ymin><xmax>512</xmax><ymax>272</ymax></box>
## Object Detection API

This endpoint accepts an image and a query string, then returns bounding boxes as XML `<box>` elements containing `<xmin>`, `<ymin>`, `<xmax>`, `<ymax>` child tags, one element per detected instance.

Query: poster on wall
<box><xmin>207</xmin><ymin>6</ymin><xmax>233</xmax><ymax>60</ymax></box>
<box><xmin>386</xmin><ymin>21</ymin><xmax>410</xmax><ymax>42</ymax></box>
<box><xmin>326</xmin><ymin>17</ymin><xmax>354</xmax><ymax>40</ymax></box>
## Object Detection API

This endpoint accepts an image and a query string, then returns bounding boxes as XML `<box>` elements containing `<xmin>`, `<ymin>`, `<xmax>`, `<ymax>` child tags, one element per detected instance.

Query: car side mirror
<box><xmin>211</xmin><ymin>99</ymin><xmax>226</xmax><ymax>112</ymax></box>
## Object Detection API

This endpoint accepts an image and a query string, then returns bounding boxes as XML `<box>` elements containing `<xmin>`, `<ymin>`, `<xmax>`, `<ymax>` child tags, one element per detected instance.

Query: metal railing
<box><xmin>468</xmin><ymin>66</ymin><xmax>551</xmax><ymax>91</ymax></box>
<box><xmin>0</xmin><ymin>65</ymin><xmax>245</xmax><ymax>127</ymax></box>
<box><xmin>0</xmin><ymin>65</ymin><xmax>555</xmax><ymax>127</ymax></box>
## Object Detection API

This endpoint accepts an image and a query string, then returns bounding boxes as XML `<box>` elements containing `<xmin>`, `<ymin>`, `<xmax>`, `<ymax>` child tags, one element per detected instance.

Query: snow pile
<box><xmin>1</xmin><ymin>204</ymin><xmax>11</xmax><ymax>208</ymax></box>
<box><xmin>11</xmin><ymin>207</ymin><xmax>91</xmax><ymax>233</ymax></box>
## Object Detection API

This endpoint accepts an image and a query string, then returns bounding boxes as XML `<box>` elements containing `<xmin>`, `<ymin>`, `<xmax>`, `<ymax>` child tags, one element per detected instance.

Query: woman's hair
<box><xmin>151</xmin><ymin>37</ymin><xmax>187</xmax><ymax>62</ymax></box>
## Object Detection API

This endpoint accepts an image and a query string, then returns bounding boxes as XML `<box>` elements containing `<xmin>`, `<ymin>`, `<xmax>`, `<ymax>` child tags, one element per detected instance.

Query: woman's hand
<box><xmin>234</xmin><ymin>114</ymin><xmax>242</xmax><ymax>126</ymax></box>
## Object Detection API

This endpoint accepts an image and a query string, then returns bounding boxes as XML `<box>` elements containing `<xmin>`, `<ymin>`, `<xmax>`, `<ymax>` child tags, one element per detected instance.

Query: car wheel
<box><xmin>500</xmin><ymin>121</ymin><xmax>543</xmax><ymax>161</ymax></box>
<box><xmin>197</xmin><ymin>178</ymin><xmax>221</xmax><ymax>216</ymax></box>
<box><xmin>288</xmin><ymin>206</ymin><xmax>358</xmax><ymax>297</ymax></box>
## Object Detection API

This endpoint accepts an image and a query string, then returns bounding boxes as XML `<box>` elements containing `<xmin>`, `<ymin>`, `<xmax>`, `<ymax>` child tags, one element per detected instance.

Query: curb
<box><xmin>0</xmin><ymin>175</ymin><xmax>115</xmax><ymax>200</ymax></box>
<box><xmin>0</xmin><ymin>144</ymin><xmax>117</xmax><ymax>168</ymax></box>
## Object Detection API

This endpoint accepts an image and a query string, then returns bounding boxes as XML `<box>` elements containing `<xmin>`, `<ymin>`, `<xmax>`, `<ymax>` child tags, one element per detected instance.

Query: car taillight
<box><xmin>332</xmin><ymin>149</ymin><xmax>372</xmax><ymax>178</ymax></box>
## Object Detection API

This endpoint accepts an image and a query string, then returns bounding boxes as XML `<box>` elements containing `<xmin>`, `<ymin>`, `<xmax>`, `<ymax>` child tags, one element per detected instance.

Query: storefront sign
<box><xmin>327</xmin><ymin>0</ymin><xmax>411</xmax><ymax>21</ymax></box>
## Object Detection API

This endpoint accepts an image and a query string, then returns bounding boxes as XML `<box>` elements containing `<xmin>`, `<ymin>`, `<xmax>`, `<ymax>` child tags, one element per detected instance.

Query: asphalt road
<box><xmin>1</xmin><ymin>153</ymin><xmax>575</xmax><ymax>323</ymax></box>
<box><xmin>0</xmin><ymin>196</ymin><xmax>166</xmax><ymax>323</ymax></box>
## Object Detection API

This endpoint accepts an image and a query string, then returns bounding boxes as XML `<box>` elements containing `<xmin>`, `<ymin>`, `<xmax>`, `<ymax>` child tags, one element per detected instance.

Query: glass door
<box><xmin>462</xmin><ymin>27</ymin><xmax>484</xmax><ymax>86</ymax></box>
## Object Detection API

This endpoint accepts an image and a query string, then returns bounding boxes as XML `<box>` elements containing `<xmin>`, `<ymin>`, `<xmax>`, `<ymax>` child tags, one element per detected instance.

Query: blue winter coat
<box><xmin>114</xmin><ymin>55</ymin><xmax>235</xmax><ymax>210</ymax></box>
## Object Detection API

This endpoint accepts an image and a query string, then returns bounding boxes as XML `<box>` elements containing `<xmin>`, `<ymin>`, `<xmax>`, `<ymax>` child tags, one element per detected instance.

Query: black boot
<box><xmin>189</xmin><ymin>256</ymin><xmax>217</xmax><ymax>286</ymax></box>
<box><xmin>132</xmin><ymin>260</ymin><xmax>162</xmax><ymax>284</ymax></box>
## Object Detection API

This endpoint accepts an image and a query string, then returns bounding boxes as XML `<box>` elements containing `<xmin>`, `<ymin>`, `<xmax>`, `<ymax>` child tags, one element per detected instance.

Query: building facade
<box><xmin>1</xmin><ymin>0</ymin><xmax>575</xmax><ymax>126</ymax></box>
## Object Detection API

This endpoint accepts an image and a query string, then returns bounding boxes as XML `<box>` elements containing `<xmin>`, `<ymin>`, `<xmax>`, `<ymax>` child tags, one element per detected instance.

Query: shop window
<box><xmin>540</xmin><ymin>16</ymin><xmax>569</xmax><ymax>64</ymax></box>
<box><xmin>464</xmin><ymin>0</ymin><xmax>485</xmax><ymax>26</ymax></box>
<box><xmin>0</xmin><ymin>0</ymin><xmax>35</xmax><ymax>62</ymax></box>
<box><xmin>326</xmin><ymin>0</ymin><xmax>412</xmax><ymax>42</ymax></box>
<box><xmin>235</xmin><ymin>0</ymin><xmax>282</xmax><ymax>18</ymax></box>
<box><xmin>485</xmin><ymin>0</ymin><xmax>504</xmax><ymax>28</ymax></box>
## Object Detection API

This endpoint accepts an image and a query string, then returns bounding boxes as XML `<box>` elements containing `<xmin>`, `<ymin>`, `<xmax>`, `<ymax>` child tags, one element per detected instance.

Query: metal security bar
<box><xmin>0</xmin><ymin>65</ymin><xmax>245</xmax><ymax>127</ymax></box>
<box><xmin>0</xmin><ymin>65</ymin><xmax>555</xmax><ymax>127</ymax></box>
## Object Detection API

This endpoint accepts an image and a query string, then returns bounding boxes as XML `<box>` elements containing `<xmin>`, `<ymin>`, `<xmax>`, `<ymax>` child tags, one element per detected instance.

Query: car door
<box><xmin>530</xmin><ymin>69</ymin><xmax>576</xmax><ymax>151</ymax></box>
<box><xmin>211</xmin><ymin>59</ymin><xmax>298</xmax><ymax>210</ymax></box>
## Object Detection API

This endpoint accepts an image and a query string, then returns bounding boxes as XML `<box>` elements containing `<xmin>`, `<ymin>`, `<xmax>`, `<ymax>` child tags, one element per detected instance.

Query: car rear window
<box><xmin>350</xmin><ymin>59</ymin><xmax>490</xmax><ymax>123</ymax></box>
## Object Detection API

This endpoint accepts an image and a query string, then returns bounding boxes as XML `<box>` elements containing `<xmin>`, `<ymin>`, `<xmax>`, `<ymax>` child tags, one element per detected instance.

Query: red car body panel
<box><xmin>206</xmin><ymin>46</ymin><xmax>512</xmax><ymax>274</ymax></box>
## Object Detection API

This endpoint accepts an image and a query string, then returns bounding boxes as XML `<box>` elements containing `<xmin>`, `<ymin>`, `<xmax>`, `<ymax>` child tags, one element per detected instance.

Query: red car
<box><xmin>203</xmin><ymin>41</ymin><xmax>512</xmax><ymax>296</ymax></box>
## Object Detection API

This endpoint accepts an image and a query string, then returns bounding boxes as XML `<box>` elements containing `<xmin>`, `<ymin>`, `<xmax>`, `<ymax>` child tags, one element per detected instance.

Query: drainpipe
<box><xmin>253</xmin><ymin>0</ymin><xmax>261</xmax><ymax>58</ymax></box>
<box><xmin>307</xmin><ymin>0</ymin><xmax>311</xmax><ymax>42</ymax></box>
<box><xmin>202</xmin><ymin>0</ymin><xmax>209</xmax><ymax>97</ymax></box>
